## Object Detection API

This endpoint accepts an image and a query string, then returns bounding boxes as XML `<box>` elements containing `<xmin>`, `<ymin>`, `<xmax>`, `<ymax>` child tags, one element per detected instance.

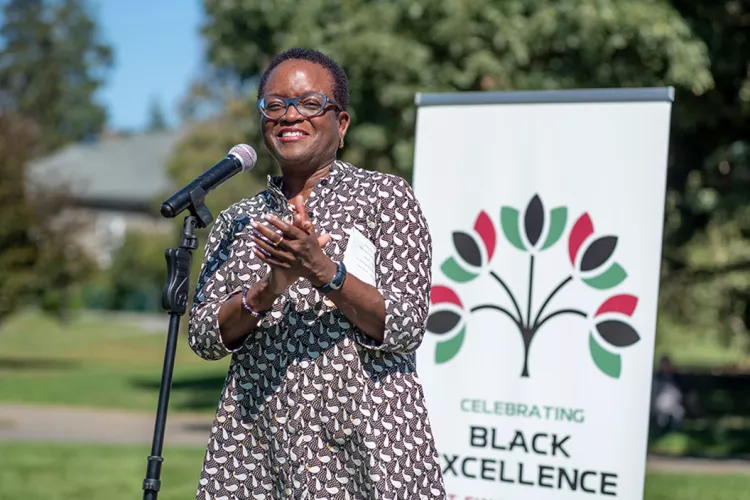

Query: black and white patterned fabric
<box><xmin>188</xmin><ymin>160</ymin><xmax>446</xmax><ymax>499</ymax></box>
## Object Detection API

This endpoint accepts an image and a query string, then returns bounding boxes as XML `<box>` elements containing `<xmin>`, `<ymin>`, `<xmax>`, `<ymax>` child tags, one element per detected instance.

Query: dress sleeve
<box><xmin>356</xmin><ymin>176</ymin><xmax>433</xmax><ymax>353</ymax></box>
<box><xmin>187</xmin><ymin>210</ymin><xmax>243</xmax><ymax>361</ymax></box>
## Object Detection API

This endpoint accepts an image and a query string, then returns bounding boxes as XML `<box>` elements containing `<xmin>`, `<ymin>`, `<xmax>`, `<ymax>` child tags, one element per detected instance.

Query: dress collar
<box><xmin>265</xmin><ymin>160</ymin><xmax>346</xmax><ymax>211</ymax></box>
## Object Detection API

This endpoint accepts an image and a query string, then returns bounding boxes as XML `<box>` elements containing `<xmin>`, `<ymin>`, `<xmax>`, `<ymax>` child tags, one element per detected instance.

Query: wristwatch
<box><xmin>315</xmin><ymin>261</ymin><xmax>347</xmax><ymax>294</ymax></box>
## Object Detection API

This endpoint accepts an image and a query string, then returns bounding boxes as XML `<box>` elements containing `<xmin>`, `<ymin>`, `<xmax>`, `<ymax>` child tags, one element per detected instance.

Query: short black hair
<box><xmin>257</xmin><ymin>48</ymin><xmax>349</xmax><ymax>111</ymax></box>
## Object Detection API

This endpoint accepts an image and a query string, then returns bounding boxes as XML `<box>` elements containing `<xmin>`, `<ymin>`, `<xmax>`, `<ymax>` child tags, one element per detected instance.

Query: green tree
<box><xmin>0</xmin><ymin>112</ymin><xmax>39</xmax><ymax>323</ymax></box>
<box><xmin>147</xmin><ymin>97</ymin><xmax>169</xmax><ymax>132</ymax></box>
<box><xmin>179</xmin><ymin>0</ymin><xmax>711</xmax><ymax>234</ymax></box>
<box><xmin>179</xmin><ymin>0</ymin><xmax>750</xmax><ymax>357</ymax></box>
<box><xmin>0</xmin><ymin>0</ymin><xmax>108</xmax><ymax>324</ymax></box>
<box><xmin>654</xmin><ymin>1</ymin><xmax>750</xmax><ymax>353</ymax></box>
<box><xmin>200</xmin><ymin>0</ymin><xmax>712</xmax><ymax>175</ymax></box>
<box><xmin>0</xmin><ymin>111</ymin><xmax>92</xmax><ymax>324</ymax></box>
<box><xmin>0</xmin><ymin>0</ymin><xmax>113</xmax><ymax>153</ymax></box>
<box><xmin>106</xmin><ymin>230</ymin><xmax>170</xmax><ymax>312</ymax></box>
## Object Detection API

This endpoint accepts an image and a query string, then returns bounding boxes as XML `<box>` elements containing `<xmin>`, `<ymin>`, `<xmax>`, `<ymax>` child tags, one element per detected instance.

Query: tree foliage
<box><xmin>656</xmin><ymin>1</ymin><xmax>750</xmax><ymax>351</ymax></box>
<box><xmin>0</xmin><ymin>0</ymin><xmax>113</xmax><ymax>153</ymax></box>
<box><xmin>200</xmin><ymin>0</ymin><xmax>712</xmax><ymax>174</ymax></box>
<box><xmin>171</xmin><ymin>0</ymin><xmax>750</xmax><ymax>354</ymax></box>
<box><xmin>176</xmin><ymin>0</ymin><xmax>713</xmax><ymax>237</ymax></box>
<box><xmin>0</xmin><ymin>112</ymin><xmax>92</xmax><ymax>323</ymax></box>
<box><xmin>0</xmin><ymin>0</ymin><xmax>108</xmax><ymax>323</ymax></box>
<box><xmin>83</xmin><ymin>229</ymin><xmax>170</xmax><ymax>312</ymax></box>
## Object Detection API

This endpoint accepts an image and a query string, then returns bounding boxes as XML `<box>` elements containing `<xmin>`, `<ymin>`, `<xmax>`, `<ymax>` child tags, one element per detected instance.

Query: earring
<box><xmin>339</xmin><ymin>137</ymin><xmax>344</xmax><ymax>149</ymax></box>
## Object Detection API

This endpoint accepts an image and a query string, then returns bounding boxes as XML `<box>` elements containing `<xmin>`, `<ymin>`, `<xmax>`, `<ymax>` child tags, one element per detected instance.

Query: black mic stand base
<box><xmin>142</xmin><ymin>192</ymin><xmax>213</xmax><ymax>500</ymax></box>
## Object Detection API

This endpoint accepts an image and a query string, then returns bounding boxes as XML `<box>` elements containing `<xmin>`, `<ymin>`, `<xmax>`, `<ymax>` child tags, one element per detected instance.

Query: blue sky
<box><xmin>94</xmin><ymin>0</ymin><xmax>204</xmax><ymax>131</ymax></box>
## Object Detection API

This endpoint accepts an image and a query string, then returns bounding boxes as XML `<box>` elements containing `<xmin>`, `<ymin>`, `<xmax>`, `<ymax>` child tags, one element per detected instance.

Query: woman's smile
<box><xmin>277</xmin><ymin>127</ymin><xmax>310</xmax><ymax>142</ymax></box>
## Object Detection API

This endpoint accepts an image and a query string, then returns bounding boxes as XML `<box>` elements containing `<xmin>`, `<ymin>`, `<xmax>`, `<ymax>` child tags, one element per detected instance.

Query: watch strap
<box><xmin>315</xmin><ymin>261</ymin><xmax>347</xmax><ymax>293</ymax></box>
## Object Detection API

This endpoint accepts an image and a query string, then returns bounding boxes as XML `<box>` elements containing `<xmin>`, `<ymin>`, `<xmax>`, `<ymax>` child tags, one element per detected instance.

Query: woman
<box><xmin>188</xmin><ymin>47</ymin><xmax>446</xmax><ymax>499</ymax></box>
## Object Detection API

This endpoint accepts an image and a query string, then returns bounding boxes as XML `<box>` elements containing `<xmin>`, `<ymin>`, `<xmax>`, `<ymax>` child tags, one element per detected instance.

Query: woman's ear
<box><xmin>337</xmin><ymin>111</ymin><xmax>351</xmax><ymax>140</ymax></box>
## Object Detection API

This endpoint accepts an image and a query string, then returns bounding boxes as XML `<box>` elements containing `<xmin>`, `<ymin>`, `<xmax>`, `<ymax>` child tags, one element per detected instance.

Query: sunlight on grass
<box><xmin>0</xmin><ymin>442</ymin><xmax>203</xmax><ymax>500</ymax></box>
<box><xmin>644</xmin><ymin>472</ymin><xmax>750</xmax><ymax>500</ymax></box>
<box><xmin>0</xmin><ymin>310</ymin><xmax>229</xmax><ymax>414</ymax></box>
<box><xmin>0</xmin><ymin>307</ymin><xmax>746</xmax><ymax>414</ymax></box>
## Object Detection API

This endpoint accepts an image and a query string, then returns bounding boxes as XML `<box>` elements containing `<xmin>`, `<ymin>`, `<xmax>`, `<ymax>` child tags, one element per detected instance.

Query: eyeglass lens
<box><xmin>261</xmin><ymin>92</ymin><xmax>326</xmax><ymax>119</ymax></box>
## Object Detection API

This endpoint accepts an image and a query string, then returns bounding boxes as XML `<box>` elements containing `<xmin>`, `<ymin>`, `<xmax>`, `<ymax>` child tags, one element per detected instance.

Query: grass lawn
<box><xmin>0</xmin><ymin>310</ymin><xmax>229</xmax><ymax>415</ymax></box>
<box><xmin>0</xmin><ymin>442</ymin><xmax>203</xmax><ymax>500</ymax></box>
<box><xmin>0</xmin><ymin>442</ymin><xmax>747</xmax><ymax>500</ymax></box>
<box><xmin>643</xmin><ymin>472</ymin><xmax>750</xmax><ymax>500</ymax></box>
<box><xmin>0</xmin><ymin>308</ymin><xmax>745</xmax><ymax>415</ymax></box>
<box><xmin>1</xmin><ymin>310</ymin><xmax>749</xmax><ymax>498</ymax></box>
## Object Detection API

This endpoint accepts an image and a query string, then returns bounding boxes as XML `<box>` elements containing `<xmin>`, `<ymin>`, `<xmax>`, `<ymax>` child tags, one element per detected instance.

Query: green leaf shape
<box><xmin>500</xmin><ymin>207</ymin><xmax>525</xmax><ymax>251</ymax></box>
<box><xmin>541</xmin><ymin>207</ymin><xmax>567</xmax><ymax>250</ymax></box>
<box><xmin>582</xmin><ymin>263</ymin><xmax>627</xmax><ymax>289</ymax></box>
<box><xmin>441</xmin><ymin>257</ymin><xmax>478</xmax><ymax>283</ymax></box>
<box><xmin>436</xmin><ymin>327</ymin><xmax>466</xmax><ymax>364</ymax></box>
<box><xmin>589</xmin><ymin>332</ymin><xmax>621</xmax><ymax>379</ymax></box>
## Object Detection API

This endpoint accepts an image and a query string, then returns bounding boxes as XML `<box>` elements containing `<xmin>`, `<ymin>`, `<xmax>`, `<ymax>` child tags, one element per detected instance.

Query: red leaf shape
<box><xmin>473</xmin><ymin>211</ymin><xmax>496</xmax><ymax>261</ymax></box>
<box><xmin>569</xmin><ymin>213</ymin><xmax>594</xmax><ymax>265</ymax></box>
<box><xmin>596</xmin><ymin>294</ymin><xmax>638</xmax><ymax>317</ymax></box>
<box><xmin>431</xmin><ymin>285</ymin><xmax>463</xmax><ymax>307</ymax></box>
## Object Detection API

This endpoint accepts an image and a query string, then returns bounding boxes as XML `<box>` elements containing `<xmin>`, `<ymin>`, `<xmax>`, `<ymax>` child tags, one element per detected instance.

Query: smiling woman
<box><xmin>187</xmin><ymin>48</ymin><xmax>446</xmax><ymax>499</ymax></box>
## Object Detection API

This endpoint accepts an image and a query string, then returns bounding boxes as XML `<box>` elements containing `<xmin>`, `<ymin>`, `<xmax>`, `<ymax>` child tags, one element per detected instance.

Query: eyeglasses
<box><xmin>256</xmin><ymin>91</ymin><xmax>340</xmax><ymax>120</ymax></box>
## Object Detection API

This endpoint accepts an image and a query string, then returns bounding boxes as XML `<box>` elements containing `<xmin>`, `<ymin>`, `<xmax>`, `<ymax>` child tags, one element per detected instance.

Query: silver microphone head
<box><xmin>228</xmin><ymin>144</ymin><xmax>258</xmax><ymax>172</ymax></box>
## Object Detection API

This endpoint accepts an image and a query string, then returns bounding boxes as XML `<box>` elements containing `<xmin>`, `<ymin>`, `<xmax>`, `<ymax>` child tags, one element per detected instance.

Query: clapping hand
<box><xmin>250</xmin><ymin>195</ymin><xmax>336</xmax><ymax>290</ymax></box>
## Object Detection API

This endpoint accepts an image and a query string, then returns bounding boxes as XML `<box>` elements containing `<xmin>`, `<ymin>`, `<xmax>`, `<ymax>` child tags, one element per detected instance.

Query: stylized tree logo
<box><xmin>426</xmin><ymin>194</ymin><xmax>641</xmax><ymax>379</ymax></box>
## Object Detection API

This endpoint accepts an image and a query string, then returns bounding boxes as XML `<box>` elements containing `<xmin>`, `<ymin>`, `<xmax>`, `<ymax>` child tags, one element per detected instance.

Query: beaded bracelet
<box><xmin>241</xmin><ymin>287</ymin><xmax>270</xmax><ymax>320</ymax></box>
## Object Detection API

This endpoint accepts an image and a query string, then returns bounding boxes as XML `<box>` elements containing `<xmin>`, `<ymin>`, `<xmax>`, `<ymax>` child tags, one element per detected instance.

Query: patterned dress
<box><xmin>188</xmin><ymin>160</ymin><xmax>446</xmax><ymax>499</ymax></box>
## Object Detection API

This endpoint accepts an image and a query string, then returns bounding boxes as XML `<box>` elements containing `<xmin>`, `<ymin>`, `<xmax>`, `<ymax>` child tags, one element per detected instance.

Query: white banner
<box><xmin>412</xmin><ymin>88</ymin><xmax>673</xmax><ymax>500</ymax></box>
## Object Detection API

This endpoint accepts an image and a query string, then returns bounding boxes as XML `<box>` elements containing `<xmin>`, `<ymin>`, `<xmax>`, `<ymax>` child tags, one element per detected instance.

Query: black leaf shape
<box><xmin>453</xmin><ymin>232</ymin><xmax>482</xmax><ymax>267</ymax></box>
<box><xmin>580</xmin><ymin>236</ymin><xmax>618</xmax><ymax>271</ymax></box>
<box><xmin>524</xmin><ymin>195</ymin><xmax>545</xmax><ymax>247</ymax></box>
<box><xmin>426</xmin><ymin>310</ymin><xmax>461</xmax><ymax>335</ymax></box>
<box><xmin>596</xmin><ymin>320</ymin><xmax>640</xmax><ymax>347</ymax></box>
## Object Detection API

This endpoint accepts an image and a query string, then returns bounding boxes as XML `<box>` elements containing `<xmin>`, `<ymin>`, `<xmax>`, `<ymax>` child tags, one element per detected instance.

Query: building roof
<box><xmin>28</xmin><ymin>130</ymin><xmax>184</xmax><ymax>211</ymax></box>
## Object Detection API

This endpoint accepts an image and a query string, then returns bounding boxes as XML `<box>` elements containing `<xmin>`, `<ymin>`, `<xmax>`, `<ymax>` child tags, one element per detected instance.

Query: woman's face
<box><xmin>260</xmin><ymin>60</ymin><xmax>350</xmax><ymax>173</ymax></box>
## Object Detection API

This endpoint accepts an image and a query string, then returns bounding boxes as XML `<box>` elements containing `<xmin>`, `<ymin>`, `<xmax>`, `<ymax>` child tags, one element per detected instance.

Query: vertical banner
<box><xmin>412</xmin><ymin>88</ymin><xmax>673</xmax><ymax>499</ymax></box>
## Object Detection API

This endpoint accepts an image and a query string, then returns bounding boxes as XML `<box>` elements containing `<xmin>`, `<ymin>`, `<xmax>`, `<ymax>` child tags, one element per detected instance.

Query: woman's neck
<box><xmin>281</xmin><ymin>162</ymin><xmax>332</xmax><ymax>201</ymax></box>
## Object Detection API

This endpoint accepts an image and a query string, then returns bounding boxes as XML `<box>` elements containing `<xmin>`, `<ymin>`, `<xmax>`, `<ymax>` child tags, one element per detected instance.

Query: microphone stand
<box><xmin>142</xmin><ymin>188</ymin><xmax>214</xmax><ymax>500</ymax></box>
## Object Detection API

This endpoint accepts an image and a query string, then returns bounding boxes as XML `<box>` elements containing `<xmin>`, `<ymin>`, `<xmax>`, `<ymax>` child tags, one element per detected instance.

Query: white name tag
<box><xmin>343</xmin><ymin>227</ymin><xmax>377</xmax><ymax>288</ymax></box>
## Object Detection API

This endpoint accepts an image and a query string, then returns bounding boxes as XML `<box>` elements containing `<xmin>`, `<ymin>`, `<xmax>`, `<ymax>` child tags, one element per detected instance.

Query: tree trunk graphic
<box><xmin>471</xmin><ymin>257</ymin><xmax>586</xmax><ymax>378</ymax></box>
<box><xmin>521</xmin><ymin>328</ymin><xmax>533</xmax><ymax>378</ymax></box>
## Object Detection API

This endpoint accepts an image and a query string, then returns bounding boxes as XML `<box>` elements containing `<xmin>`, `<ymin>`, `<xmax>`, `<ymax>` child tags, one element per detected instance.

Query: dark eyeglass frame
<box><xmin>256</xmin><ymin>91</ymin><xmax>340</xmax><ymax>120</ymax></box>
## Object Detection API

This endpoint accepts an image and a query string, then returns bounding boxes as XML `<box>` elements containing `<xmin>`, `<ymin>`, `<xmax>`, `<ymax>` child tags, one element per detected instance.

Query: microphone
<box><xmin>160</xmin><ymin>144</ymin><xmax>258</xmax><ymax>219</ymax></box>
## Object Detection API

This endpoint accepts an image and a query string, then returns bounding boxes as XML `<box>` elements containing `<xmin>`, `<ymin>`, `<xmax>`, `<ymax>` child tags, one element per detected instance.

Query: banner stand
<box><xmin>412</xmin><ymin>87</ymin><xmax>673</xmax><ymax>500</ymax></box>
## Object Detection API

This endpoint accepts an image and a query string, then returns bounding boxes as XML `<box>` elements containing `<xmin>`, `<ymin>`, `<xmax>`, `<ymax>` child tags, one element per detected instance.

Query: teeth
<box><xmin>281</xmin><ymin>131</ymin><xmax>304</xmax><ymax>137</ymax></box>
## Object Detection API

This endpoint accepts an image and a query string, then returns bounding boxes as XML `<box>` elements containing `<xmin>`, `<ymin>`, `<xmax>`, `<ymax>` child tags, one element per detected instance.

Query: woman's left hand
<box><xmin>250</xmin><ymin>195</ymin><xmax>337</xmax><ymax>287</ymax></box>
